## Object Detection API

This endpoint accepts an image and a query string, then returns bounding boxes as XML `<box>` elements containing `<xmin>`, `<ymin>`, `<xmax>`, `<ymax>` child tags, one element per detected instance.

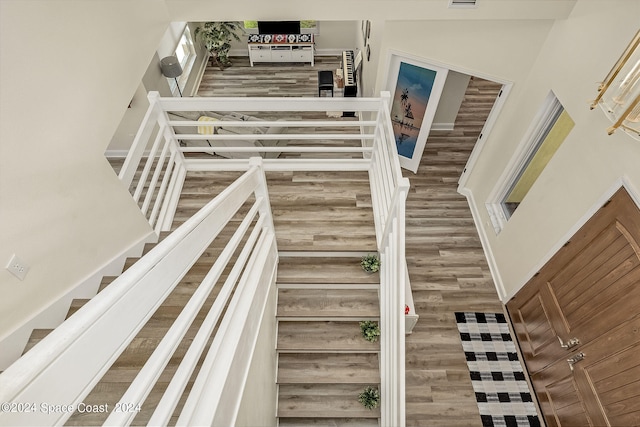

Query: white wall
<box><xmin>108</xmin><ymin>82</ymin><xmax>152</xmax><ymax>153</ymax></box>
<box><xmin>360</xmin><ymin>19</ymin><xmax>385</xmax><ymax>98</ymax></box>
<box><xmin>0</xmin><ymin>1</ymin><xmax>169</xmax><ymax>347</ymax></box>
<box><xmin>314</xmin><ymin>21</ymin><xmax>358</xmax><ymax>54</ymax></box>
<box><xmin>433</xmin><ymin>70</ymin><xmax>471</xmax><ymax>129</ymax></box>
<box><xmin>108</xmin><ymin>23</ymin><xmax>209</xmax><ymax>153</ymax></box>
<box><xmin>460</xmin><ymin>1</ymin><xmax>640</xmax><ymax>299</ymax></box>
<box><xmin>3</xmin><ymin>0</ymin><xmax>634</xmax><ymax>368</ymax></box>
<box><xmin>375</xmin><ymin>19</ymin><xmax>553</xmax><ymax>94</ymax></box>
<box><xmin>158</xmin><ymin>22</ymin><xmax>188</xmax><ymax>58</ymax></box>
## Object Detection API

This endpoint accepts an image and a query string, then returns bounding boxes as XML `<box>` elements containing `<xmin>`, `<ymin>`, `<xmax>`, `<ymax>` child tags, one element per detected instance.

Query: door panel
<box><xmin>572</xmin><ymin>315</ymin><xmax>640</xmax><ymax>426</ymax></box>
<box><xmin>552</xmin><ymin>229</ymin><xmax>628</xmax><ymax>309</ymax></box>
<box><xmin>532</xmin><ymin>360</ymin><xmax>590</xmax><ymax>427</ymax></box>
<box><xmin>549</xmin><ymin>223</ymin><xmax>626</xmax><ymax>303</ymax></box>
<box><xmin>509</xmin><ymin>288</ymin><xmax>561</xmax><ymax>373</ymax></box>
<box><xmin>547</xmin><ymin>229</ymin><xmax>640</xmax><ymax>343</ymax></box>
<box><xmin>531</xmin><ymin>301</ymin><xmax>640</xmax><ymax>426</ymax></box>
<box><xmin>564</xmin><ymin>247</ymin><xmax>638</xmax><ymax>322</ymax></box>
<box><xmin>508</xmin><ymin>187</ymin><xmax>640</xmax><ymax>425</ymax></box>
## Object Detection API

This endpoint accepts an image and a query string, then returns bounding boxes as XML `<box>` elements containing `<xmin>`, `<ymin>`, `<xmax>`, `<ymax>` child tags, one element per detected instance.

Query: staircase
<box><xmin>20</xmin><ymin>231</ymin><xmax>237</xmax><ymax>426</ymax></box>
<box><xmin>17</xmin><ymin>168</ymin><xmax>382</xmax><ymax>426</ymax></box>
<box><xmin>267</xmin><ymin>171</ymin><xmax>381</xmax><ymax>425</ymax></box>
<box><xmin>276</xmin><ymin>256</ymin><xmax>381</xmax><ymax>426</ymax></box>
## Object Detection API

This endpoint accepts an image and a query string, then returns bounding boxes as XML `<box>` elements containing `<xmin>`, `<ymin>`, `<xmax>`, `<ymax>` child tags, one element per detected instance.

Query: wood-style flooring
<box><xmin>195</xmin><ymin>56</ymin><xmax>505</xmax><ymax>425</ymax></box>
<box><xmin>18</xmin><ymin>56</ymin><xmax>505</xmax><ymax>426</ymax></box>
<box><xmin>403</xmin><ymin>79</ymin><xmax>504</xmax><ymax>426</ymax></box>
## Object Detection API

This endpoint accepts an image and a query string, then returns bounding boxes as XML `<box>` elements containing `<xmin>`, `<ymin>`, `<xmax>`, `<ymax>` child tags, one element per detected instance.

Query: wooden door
<box><xmin>507</xmin><ymin>187</ymin><xmax>640</xmax><ymax>426</ymax></box>
<box><xmin>531</xmin><ymin>315</ymin><xmax>640</xmax><ymax>426</ymax></box>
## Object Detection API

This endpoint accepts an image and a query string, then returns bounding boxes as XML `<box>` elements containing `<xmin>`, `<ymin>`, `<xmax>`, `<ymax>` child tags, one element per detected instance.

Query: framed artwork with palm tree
<box><xmin>384</xmin><ymin>51</ymin><xmax>448</xmax><ymax>172</ymax></box>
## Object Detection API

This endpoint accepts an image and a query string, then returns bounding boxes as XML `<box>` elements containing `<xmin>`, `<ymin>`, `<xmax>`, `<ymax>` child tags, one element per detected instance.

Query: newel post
<box><xmin>120</xmin><ymin>91</ymin><xmax>162</xmax><ymax>188</ymax></box>
<box><xmin>249</xmin><ymin>157</ymin><xmax>276</xmax><ymax>236</ymax></box>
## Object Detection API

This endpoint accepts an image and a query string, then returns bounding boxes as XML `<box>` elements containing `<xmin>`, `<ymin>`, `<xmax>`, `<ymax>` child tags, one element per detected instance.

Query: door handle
<box><xmin>558</xmin><ymin>336</ymin><xmax>580</xmax><ymax>350</ymax></box>
<box><xmin>567</xmin><ymin>352</ymin><xmax>585</xmax><ymax>371</ymax></box>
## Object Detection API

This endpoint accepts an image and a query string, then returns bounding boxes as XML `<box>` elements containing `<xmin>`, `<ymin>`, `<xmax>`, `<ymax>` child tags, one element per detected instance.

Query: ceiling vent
<box><xmin>449</xmin><ymin>0</ymin><xmax>478</xmax><ymax>8</ymax></box>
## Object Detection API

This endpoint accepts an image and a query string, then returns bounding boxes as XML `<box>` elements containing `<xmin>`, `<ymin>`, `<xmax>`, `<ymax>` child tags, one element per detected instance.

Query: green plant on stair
<box><xmin>360</xmin><ymin>254</ymin><xmax>380</xmax><ymax>273</ymax></box>
<box><xmin>358</xmin><ymin>386</ymin><xmax>380</xmax><ymax>410</ymax></box>
<box><xmin>360</xmin><ymin>320</ymin><xmax>380</xmax><ymax>342</ymax></box>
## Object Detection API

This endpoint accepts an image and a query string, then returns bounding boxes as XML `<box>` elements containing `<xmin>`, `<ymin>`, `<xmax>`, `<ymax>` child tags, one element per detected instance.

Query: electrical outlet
<box><xmin>6</xmin><ymin>254</ymin><xmax>29</xmax><ymax>281</ymax></box>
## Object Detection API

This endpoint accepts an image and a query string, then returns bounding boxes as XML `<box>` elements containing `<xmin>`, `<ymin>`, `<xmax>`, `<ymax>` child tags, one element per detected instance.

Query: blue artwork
<box><xmin>390</xmin><ymin>62</ymin><xmax>437</xmax><ymax>158</ymax></box>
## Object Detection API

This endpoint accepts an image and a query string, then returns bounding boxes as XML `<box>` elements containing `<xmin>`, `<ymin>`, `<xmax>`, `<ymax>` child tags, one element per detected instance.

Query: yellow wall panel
<box><xmin>506</xmin><ymin>110</ymin><xmax>575</xmax><ymax>203</ymax></box>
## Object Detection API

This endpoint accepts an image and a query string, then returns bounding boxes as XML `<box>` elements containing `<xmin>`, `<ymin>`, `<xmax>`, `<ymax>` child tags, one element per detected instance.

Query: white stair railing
<box><xmin>368</xmin><ymin>92</ymin><xmax>417</xmax><ymax>426</ymax></box>
<box><xmin>0</xmin><ymin>160</ymin><xmax>277</xmax><ymax>427</ymax></box>
<box><xmin>117</xmin><ymin>92</ymin><xmax>415</xmax><ymax>426</ymax></box>
<box><xmin>120</xmin><ymin>92</ymin><xmax>187</xmax><ymax>234</ymax></box>
<box><xmin>118</xmin><ymin>92</ymin><xmax>385</xmax><ymax>235</ymax></box>
<box><xmin>0</xmin><ymin>93</ymin><xmax>415</xmax><ymax>426</ymax></box>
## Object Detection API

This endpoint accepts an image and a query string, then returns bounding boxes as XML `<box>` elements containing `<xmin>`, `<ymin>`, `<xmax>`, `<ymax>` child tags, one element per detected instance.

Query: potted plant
<box><xmin>195</xmin><ymin>22</ymin><xmax>243</xmax><ymax>70</ymax></box>
<box><xmin>361</xmin><ymin>254</ymin><xmax>380</xmax><ymax>273</ymax></box>
<box><xmin>360</xmin><ymin>320</ymin><xmax>380</xmax><ymax>342</ymax></box>
<box><xmin>358</xmin><ymin>386</ymin><xmax>380</xmax><ymax>410</ymax></box>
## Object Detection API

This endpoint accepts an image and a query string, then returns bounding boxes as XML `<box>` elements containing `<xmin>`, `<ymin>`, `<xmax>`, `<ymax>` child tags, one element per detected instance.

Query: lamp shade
<box><xmin>160</xmin><ymin>56</ymin><xmax>183</xmax><ymax>78</ymax></box>
<box><xmin>591</xmin><ymin>30</ymin><xmax>640</xmax><ymax>140</ymax></box>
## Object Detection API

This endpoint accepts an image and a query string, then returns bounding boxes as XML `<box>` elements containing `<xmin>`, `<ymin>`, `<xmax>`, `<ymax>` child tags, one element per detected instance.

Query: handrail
<box><xmin>104</xmin><ymin>200</ymin><xmax>265</xmax><ymax>426</ymax></box>
<box><xmin>369</xmin><ymin>91</ymin><xmax>412</xmax><ymax>426</ymax></box>
<box><xmin>118</xmin><ymin>92</ymin><xmax>400</xmax><ymax>235</ymax></box>
<box><xmin>118</xmin><ymin>92</ymin><xmax>412</xmax><ymax>425</ymax></box>
<box><xmin>0</xmin><ymin>93</ymin><xmax>412</xmax><ymax>426</ymax></box>
<box><xmin>0</xmin><ymin>161</ymin><xmax>277</xmax><ymax>426</ymax></box>
<box><xmin>149</xmin><ymin>213</ymin><xmax>266</xmax><ymax>425</ymax></box>
<box><xmin>168</xmin><ymin>119</ymin><xmax>377</xmax><ymax>127</ymax></box>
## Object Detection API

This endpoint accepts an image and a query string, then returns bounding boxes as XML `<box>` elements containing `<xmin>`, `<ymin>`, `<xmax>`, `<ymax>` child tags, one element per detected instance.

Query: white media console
<box><xmin>247</xmin><ymin>34</ymin><xmax>315</xmax><ymax>66</ymax></box>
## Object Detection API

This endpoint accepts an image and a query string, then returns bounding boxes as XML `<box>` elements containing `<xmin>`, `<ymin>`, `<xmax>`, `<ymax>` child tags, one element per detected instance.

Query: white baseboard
<box><xmin>431</xmin><ymin>122</ymin><xmax>455</xmax><ymax>131</ymax></box>
<box><xmin>0</xmin><ymin>231</ymin><xmax>157</xmax><ymax>370</ymax></box>
<box><xmin>189</xmin><ymin>52</ymin><xmax>209</xmax><ymax>97</ymax></box>
<box><xmin>105</xmin><ymin>150</ymin><xmax>135</xmax><ymax>158</ymax></box>
<box><xmin>457</xmin><ymin>187</ymin><xmax>507</xmax><ymax>301</ymax></box>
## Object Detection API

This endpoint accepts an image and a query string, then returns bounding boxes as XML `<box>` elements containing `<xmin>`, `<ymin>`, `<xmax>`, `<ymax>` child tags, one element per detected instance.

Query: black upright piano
<box><xmin>341</xmin><ymin>50</ymin><xmax>357</xmax><ymax>117</ymax></box>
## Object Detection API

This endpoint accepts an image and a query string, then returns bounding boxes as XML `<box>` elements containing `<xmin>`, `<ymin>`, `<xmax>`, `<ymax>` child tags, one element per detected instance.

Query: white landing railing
<box><xmin>366</xmin><ymin>94</ymin><xmax>415</xmax><ymax>426</ymax></box>
<box><xmin>0</xmin><ymin>93</ymin><xmax>414</xmax><ymax>426</ymax></box>
<box><xmin>119</xmin><ymin>90</ymin><xmax>417</xmax><ymax>319</ymax></box>
<box><xmin>0</xmin><ymin>161</ymin><xmax>278</xmax><ymax>427</ymax></box>
<box><xmin>118</xmin><ymin>91</ymin><xmax>382</xmax><ymax>234</ymax></box>
<box><xmin>117</xmin><ymin>92</ymin><xmax>414</xmax><ymax>427</ymax></box>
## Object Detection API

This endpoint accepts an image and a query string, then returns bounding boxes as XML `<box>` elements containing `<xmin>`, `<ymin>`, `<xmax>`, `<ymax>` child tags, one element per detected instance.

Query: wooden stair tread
<box><xmin>278</xmin><ymin>418</ymin><xmax>379</xmax><ymax>427</ymax></box>
<box><xmin>278</xmin><ymin>353</ymin><xmax>379</xmax><ymax>384</ymax></box>
<box><xmin>277</xmin><ymin>321</ymin><xmax>379</xmax><ymax>352</ymax></box>
<box><xmin>277</xmin><ymin>257</ymin><xmax>379</xmax><ymax>284</ymax></box>
<box><xmin>277</xmin><ymin>289</ymin><xmax>379</xmax><ymax>317</ymax></box>
<box><xmin>278</xmin><ymin>384</ymin><xmax>380</xmax><ymax>418</ymax></box>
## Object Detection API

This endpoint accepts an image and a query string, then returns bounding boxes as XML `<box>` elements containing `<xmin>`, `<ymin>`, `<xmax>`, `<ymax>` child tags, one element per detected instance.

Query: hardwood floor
<box><xmin>403</xmin><ymin>79</ymin><xmax>503</xmax><ymax>426</ymax></box>
<box><xmin>97</xmin><ymin>57</ymin><xmax>504</xmax><ymax>424</ymax></box>
<box><xmin>196</xmin><ymin>57</ymin><xmax>505</xmax><ymax>425</ymax></box>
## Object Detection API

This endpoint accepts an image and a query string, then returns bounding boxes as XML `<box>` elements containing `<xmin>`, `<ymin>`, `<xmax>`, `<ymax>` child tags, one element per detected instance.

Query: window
<box><xmin>243</xmin><ymin>20</ymin><xmax>319</xmax><ymax>35</ymax></box>
<box><xmin>486</xmin><ymin>92</ymin><xmax>575</xmax><ymax>233</ymax></box>
<box><xmin>171</xmin><ymin>26</ymin><xmax>196</xmax><ymax>96</ymax></box>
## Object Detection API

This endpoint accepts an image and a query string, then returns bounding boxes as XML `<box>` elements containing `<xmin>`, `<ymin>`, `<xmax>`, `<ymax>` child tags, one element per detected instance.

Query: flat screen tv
<box><xmin>258</xmin><ymin>21</ymin><xmax>301</xmax><ymax>34</ymax></box>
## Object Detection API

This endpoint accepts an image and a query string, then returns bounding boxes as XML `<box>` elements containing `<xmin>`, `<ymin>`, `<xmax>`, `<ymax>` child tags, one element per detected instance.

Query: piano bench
<box><xmin>318</xmin><ymin>70</ymin><xmax>334</xmax><ymax>97</ymax></box>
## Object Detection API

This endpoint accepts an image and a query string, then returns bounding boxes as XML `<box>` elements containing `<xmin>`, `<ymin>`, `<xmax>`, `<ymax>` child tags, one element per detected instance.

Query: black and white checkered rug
<box><xmin>455</xmin><ymin>312</ymin><xmax>541</xmax><ymax>427</ymax></box>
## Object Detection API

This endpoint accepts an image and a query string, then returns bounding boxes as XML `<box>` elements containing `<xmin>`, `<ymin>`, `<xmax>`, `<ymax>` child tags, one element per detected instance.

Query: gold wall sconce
<box><xmin>591</xmin><ymin>29</ymin><xmax>640</xmax><ymax>140</ymax></box>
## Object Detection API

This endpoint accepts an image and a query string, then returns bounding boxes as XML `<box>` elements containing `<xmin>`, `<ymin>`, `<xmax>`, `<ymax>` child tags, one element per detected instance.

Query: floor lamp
<box><xmin>160</xmin><ymin>55</ymin><xmax>183</xmax><ymax>97</ymax></box>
